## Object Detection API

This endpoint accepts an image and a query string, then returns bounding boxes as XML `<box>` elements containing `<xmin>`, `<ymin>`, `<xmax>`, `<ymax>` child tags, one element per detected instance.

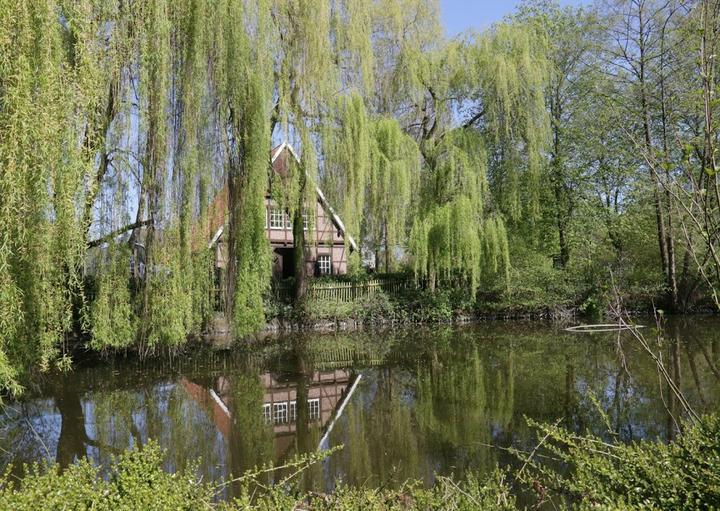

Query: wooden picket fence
<box><xmin>273</xmin><ymin>276</ymin><xmax>411</xmax><ymax>303</ymax></box>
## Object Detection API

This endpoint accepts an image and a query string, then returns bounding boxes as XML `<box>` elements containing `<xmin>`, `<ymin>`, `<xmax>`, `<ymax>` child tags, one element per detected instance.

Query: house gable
<box><xmin>200</xmin><ymin>142</ymin><xmax>357</xmax><ymax>254</ymax></box>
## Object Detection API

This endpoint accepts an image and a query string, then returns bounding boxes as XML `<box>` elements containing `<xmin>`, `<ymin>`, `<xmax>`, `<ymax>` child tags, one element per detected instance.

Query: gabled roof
<box><xmin>203</xmin><ymin>142</ymin><xmax>358</xmax><ymax>252</ymax></box>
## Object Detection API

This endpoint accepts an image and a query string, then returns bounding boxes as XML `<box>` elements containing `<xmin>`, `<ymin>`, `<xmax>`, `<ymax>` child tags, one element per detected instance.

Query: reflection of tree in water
<box><xmin>55</xmin><ymin>389</ymin><xmax>90</xmax><ymax>468</ymax></box>
<box><xmin>286</xmin><ymin>343</ymin><xmax>323</xmax><ymax>493</ymax></box>
<box><xmin>3</xmin><ymin>318</ymin><xmax>720</xmax><ymax>493</ymax></box>
<box><xmin>0</xmin><ymin>400</ymin><xmax>57</xmax><ymax>474</ymax></box>
<box><xmin>222</xmin><ymin>341</ymin><xmax>324</xmax><ymax>494</ymax></box>
<box><xmin>225</xmin><ymin>373</ymin><xmax>274</xmax><ymax>491</ymax></box>
<box><xmin>54</xmin><ymin>387</ymin><xmax>124</xmax><ymax>469</ymax></box>
<box><xmin>324</xmin><ymin>331</ymin><xmax>517</xmax><ymax>488</ymax></box>
<box><xmin>566</xmin><ymin>319</ymin><xmax>720</xmax><ymax>443</ymax></box>
<box><xmin>329</xmin><ymin>368</ymin><xmax>419</xmax><ymax>488</ymax></box>
<box><xmin>415</xmin><ymin>344</ymin><xmax>514</xmax><ymax>479</ymax></box>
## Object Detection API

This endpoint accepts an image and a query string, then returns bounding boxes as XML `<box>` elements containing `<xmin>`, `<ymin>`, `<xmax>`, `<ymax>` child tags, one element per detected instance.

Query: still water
<box><xmin>2</xmin><ymin>318</ymin><xmax>719</xmax><ymax>494</ymax></box>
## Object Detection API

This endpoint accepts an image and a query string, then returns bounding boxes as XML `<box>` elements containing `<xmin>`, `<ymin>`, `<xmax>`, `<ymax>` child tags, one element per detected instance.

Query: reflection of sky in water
<box><xmin>0</xmin><ymin>318</ymin><xmax>718</xmax><ymax>495</ymax></box>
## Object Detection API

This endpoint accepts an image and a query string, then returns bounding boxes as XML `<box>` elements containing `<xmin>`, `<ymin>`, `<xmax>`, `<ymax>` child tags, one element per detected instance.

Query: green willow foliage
<box><xmin>0</xmin><ymin>0</ymin><xmax>276</xmax><ymax>389</ymax></box>
<box><xmin>404</xmin><ymin>21</ymin><xmax>548</xmax><ymax>292</ymax></box>
<box><xmin>367</xmin><ymin>117</ymin><xmax>417</xmax><ymax>271</ymax></box>
<box><xmin>213</xmin><ymin>0</ymin><xmax>273</xmax><ymax>336</ymax></box>
<box><xmin>90</xmin><ymin>246</ymin><xmax>136</xmax><ymax>351</ymax></box>
<box><xmin>324</xmin><ymin>94</ymin><xmax>371</xmax><ymax>272</ymax></box>
<box><xmin>0</xmin><ymin>0</ymin><xmax>107</xmax><ymax>394</ymax></box>
<box><xmin>0</xmin><ymin>0</ymin><xmax>565</xmax><ymax>395</ymax></box>
<box><xmin>471</xmin><ymin>23</ymin><xmax>550</xmax><ymax>222</ymax></box>
<box><xmin>268</xmin><ymin>0</ymin><xmax>382</xmax><ymax>303</ymax></box>
<box><xmin>410</xmin><ymin>130</ymin><xmax>510</xmax><ymax>291</ymax></box>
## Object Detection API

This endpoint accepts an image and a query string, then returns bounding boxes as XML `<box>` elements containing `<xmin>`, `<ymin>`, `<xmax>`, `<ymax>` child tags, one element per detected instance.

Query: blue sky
<box><xmin>440</xmin><ymin>0</ymin><xmax>589</xmax><ymax>36</ymax></box>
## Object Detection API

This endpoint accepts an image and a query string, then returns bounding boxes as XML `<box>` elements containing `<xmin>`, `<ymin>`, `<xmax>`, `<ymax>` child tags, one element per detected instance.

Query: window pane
<box><xmin>318</xmin><ymin>255</ymin><xmax>331</xmax><ymax>275</ymax></box>
<box><xmin>302</xmin><ymin>208</ymin><xmax>312</xmax><ymax>230</ymax></box>
<box><xmin>273</xmin><ymin>402</ymin><xmax>288</xmax><ymax>424</ymax></box>
<box><xmin>262</xmin><ymin>404</ymin><xmax>271</xmax><ymax>424</ymax></box>
<box><xmin>308</xmin><ymin>398</ymin><xmax>320</xmax><ymax>420</ymax></box>
<box><xmin>270</xmin><ymin>209</ymin><xmax>285</xmax><ymax>229</ymax></box>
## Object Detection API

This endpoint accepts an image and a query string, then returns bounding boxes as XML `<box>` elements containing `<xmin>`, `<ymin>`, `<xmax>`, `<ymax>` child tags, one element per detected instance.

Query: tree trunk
<box><xmin>55</xmin><ymin>389</ymin><xmax>89</xmax><ymax>469</ymax></box>
<box><xmin>659</xmin><ymin>16</ymin><xmax>679</xmax><ymax>310</ymax></box>
<box><xmin>293</xmin><ymin>172</ymin><xmax>309</xmax><ymax>309</ymax></box>
<box><xmin>557</xmin><ymin>214</ymin><xmax>569</xmax><ymax>268</ymax></box>
<box><xmin>82</xmin><ymin>80</ymin><xmax>117</xmax><ymax>244</ymax></box>
<box><xmin>551</xmin><ymin>89</ymin><xmax>570</xmax><ymax>268</ymax></box>
<box><xmin>384</xmin><ymin>221</ymin><xmax>390</xmax><ymax>273</ymax></box>
<box><xmin>638</xmin><ymin>8</ymin><xmax>674</xmax><ymax>309</ymax></box>
<box><xmin>135</xmin><ymin>108</ymin><xmax>162</xmax><ymax>353</ymax></box>
<box><xmin>225</xmin><ymin>170</ymin><xmax>241</xmax><ymax>321</ymax></box>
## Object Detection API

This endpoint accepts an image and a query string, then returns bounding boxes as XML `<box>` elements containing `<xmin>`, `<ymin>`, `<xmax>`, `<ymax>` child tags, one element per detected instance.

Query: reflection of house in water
<box><xmin>258</xmin><ymin>370</ymin><xmax>351</xmax><ymax>456</ymax></box>
<box><xmin>180</xmin><ymin>370</ymin><xmax>356</xmax><ymax>461</ymax></box>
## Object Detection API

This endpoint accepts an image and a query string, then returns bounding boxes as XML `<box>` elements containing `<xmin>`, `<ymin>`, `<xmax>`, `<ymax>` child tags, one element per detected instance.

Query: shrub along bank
<box><xmin>1</xmin><ymin>415</ymin><xmax>718</xmax><ymax>510</ymax></box>
<box><xmin>266</xmin><ymin>273</ymin><xmax>668</xmax><ymax>330</ymax></box>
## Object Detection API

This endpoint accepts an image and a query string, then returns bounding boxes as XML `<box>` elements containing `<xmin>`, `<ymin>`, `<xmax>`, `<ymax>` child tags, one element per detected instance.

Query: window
<box><xmin>285</xmin><ymin>213</ymin><xmax>292</xmax><ymax>230</ymax></box>
<box><xmin>273</xmin><ymin>402</ymin><xmax>288</xmax><ymax>424</ymax></box>
<box><xmin>262</xmin><ymin>404</ymin><xmax>272</xmax><ymax>424</ymax></box>
<box><xmin>317</xmin><ymin>255</ymin><xmax>331</xmax><ymax>275</ymax></box>
<box><xmin>308</xmin><ymin>398</ymin><xmax>320</xmax><ymax>420</ymax></box>
<box><xmin>289</xmin><ymin>401</ymin><xmax>297</xmax><ymax>422</ymax></box>
<box><xmin>270</xmin><ymin>208</ymin><xmax>286</xmax><ymax>229</ymax></box>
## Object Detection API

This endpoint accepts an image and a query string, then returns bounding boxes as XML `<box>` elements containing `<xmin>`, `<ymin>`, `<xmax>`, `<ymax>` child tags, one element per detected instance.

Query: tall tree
<box><xmin>0</xmin><ymin>0</ymin><xmax>118</xmax><ymax>394</ymax></box>
<box><xmin>515</xmin><ymin>0</ymin><xmax>599</xmax><ymax>268</ymax></box>
<box><xmin>602</xmin><ymin>0</ymin><xmax>685</xmax><ymax>309</ymax></box>
<box><xmin>368</xmin><ymin>118</ymin><xmax>418</xmax><ymax>271</ymax></box>
<box><xmin>405</xmin><ymin>22</ymin><xmax>550</xmax><ymax>291</ymax></box>
<box><xmin>269</xmin><ymin>0</ymin><xmax>376</xmax><ymax>308</ymax></box>
<box><xmin>213</xmin><ymin>0</ymin><xmax>273</xmax><ymax>336</ymax></box>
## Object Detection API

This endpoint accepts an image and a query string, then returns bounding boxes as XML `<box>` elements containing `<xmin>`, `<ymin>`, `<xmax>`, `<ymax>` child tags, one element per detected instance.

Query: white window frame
<box><xmin>289</xmin><ymin>400</ymin><xmax>297</xmax><ymax>422</ymax></box>
<box><xmin>273</xmin><ymin>402</ymin><xmax>288</xmax><ymax>424</ymax></box>
<box><xmin>270</xmin><ymin>208</ymin><xmax>285</xmax><ymax>230</ymax></box>
<box><xmin>285</xmin><ymin>213</ymin><xmax>292</xmax><ymax>230</ymax></box>
<box><xmin>317</xmin><ymin>255</ymin><xmax>332</xmax><ymax>275</ymax></box>
<box><xmin>308</xmin><ymin>398</ymin><xmax>320</xmax><ymax>420</ymax></box>
<box><xmin>262</xmin><ymin>403</ymin><xmax>272</xmax><ymax>424</ymax></box>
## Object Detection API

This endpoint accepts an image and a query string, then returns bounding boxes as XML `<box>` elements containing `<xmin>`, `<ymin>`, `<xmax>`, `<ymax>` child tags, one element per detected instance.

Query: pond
<box><xmin>1</xmin><ymin>317</ymin><xmax>719</xmax><ymax>497</ymax></box>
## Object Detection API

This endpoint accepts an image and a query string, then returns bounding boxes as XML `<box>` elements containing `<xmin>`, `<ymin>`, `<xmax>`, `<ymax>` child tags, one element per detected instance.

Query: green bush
<box><xmin>0</xmin><ymin>443</ymin><xmax>214</xmax><ymax>511</ymax></box>
<box><xmin>523</xmin><ymin>414</ymin><xmax>720</xmax><ymax>510</ymax></box>
<box><xmin>0</xmin><ymin>443</ymin><xmax>514</xmax><ymax>511</ymax></box>
<box><xmin>1</xmin><ymin>416</ymin><xmax>718</xmax><ymax>510</ymax></box>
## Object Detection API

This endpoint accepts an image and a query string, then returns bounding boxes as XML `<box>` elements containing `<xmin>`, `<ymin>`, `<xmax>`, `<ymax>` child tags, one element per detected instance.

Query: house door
<box><xmin>274</xmin><ymin>248</ymin><xmax>295</xmax><ymax>279</ymax></box>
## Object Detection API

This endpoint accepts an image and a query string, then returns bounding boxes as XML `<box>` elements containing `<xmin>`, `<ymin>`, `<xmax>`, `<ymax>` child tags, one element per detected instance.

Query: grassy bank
<box><xmin>2</xmin><ymin>415</ymin><xmax>717</xmax><ymax>510</ymax></box>
<box><xmin>265</xmin><ymin>270</ymin><xmax>680</xmax><ymax>330</ymax></box>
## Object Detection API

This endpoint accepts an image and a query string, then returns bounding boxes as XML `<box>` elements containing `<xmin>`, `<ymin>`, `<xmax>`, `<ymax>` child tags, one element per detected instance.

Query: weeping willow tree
<box><xmin>368</xmin><ymin>118</ymin><xmax>418</xmax><ymax>272</ymax></box>
<box><xmin>211</xmin><ymin>0</ymin><xmax>273</xmax><ymax>336</ymax></box>
<box><xmin>0</xmin><ymin>0</ymin><xmax>257</xmax><ymax>391</ymax></box>
<box><xmin>0</xmin><ymin>0</ymin><xmax>554</xmax><ymax>397</ymax></box>
<box><xmin>470</xmin><ymin>23</ymin><xmax>551</xmax><ymax>222</ymax></box>
<box><xmin>402</xmin><ymin>22</ymin><xmax>549</xmax><ymax>292</ymax></box>
<box><xmin>89</xmin><ymin>0</ymin><xmax>217</xmax><ymax>353</ymax></box>
<box><xmin>173</xmin><ymin>0</ymin><xmax>214</xmax><ymax>333</ymax></box>
<box><xmin>269</xmin><ymin>0</ymin><xmax>376</xmax><ymax>307</ymax></box>
<box><xmin>323</xmin><ymin>94</ymin><xmax>371</xmax><ymax>273</ymax></box>
<box><xmin>0</xmin><ymin>0</ymin><xmax>116</xmax><ymax>395</ymax></box>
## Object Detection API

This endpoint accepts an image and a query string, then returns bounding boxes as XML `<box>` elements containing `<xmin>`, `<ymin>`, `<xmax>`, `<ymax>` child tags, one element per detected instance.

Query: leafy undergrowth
<box><xmin>524</xmin><ymin>414</ymin><xmax>720</xmax><ymax>510</ymax></box>
<box><xmin>1</xmin><ymin>416</ymin><xmax>718</xmax><ymax>510</ymax></box>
